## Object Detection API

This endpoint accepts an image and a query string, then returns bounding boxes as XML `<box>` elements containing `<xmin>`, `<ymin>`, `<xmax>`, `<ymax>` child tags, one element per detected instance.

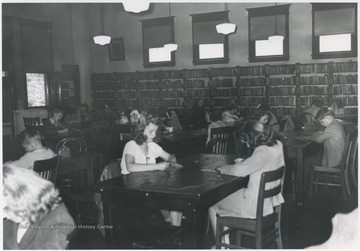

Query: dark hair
<box><xmin>224</xmin><ymin>103</ymin><xmax>237</xmax><ymax>112</ymax></box>
<box><xmin>239</xmin><ymin>121</ymin><xmax>278</xmax><ymax>149</ymax></box>
<box><xmin>311</xmin><ymin>99</ymin><xmax>322</xmax><ymax>107</ymax></box>
<box><xmin>18</xmin><ymin>129</ymin><xmax>41</xmax><ymax>144</ymax></box>
<box><xmin>209</xmin><ymin>110</ymin><xmax>222</xmax><ymax>122</ymax></box>
<box><xmin>134</xmin><ymin>114</ymin><xmax>160</xmax><ymax>145</ymax></box>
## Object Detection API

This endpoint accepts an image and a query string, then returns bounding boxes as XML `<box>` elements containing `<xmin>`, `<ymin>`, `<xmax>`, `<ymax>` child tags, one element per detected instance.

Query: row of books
<box><xmin>115</xmin><ymin>99</ymin><xmax>138</xmax><ymax>108</ymax></box>
<box><xmin>162</xmin><ymin>99</ymin><xmax>182</xmax><ymax>107</ymax></box>
<box><xmin>268</xmin><ymin>97</ymin><xmax>295</xmax><ymax>106</ymax></box>
<box><xmin>138</xmin><ymin>90</ymin><xmax>159</xmax><ymax>98</ymax></box>
<box><xmin>239</xmin><ymin>87</ymin><xmax>265</xmax><ymax>96</ymax></box>
<box><xmin>300</xmin><ymin>96</ymin><xmax>330</xmax><ymax>107</ymax></box>
<box><xmin>184</xmin><ymin>79</ymin><xmax>206</xmax><ymax>88</ymax></box>
<box><xmin>213</xmin><ymin>98</ymin><xmax>231</xmax><ymax>107</ymax></box>
<box><xmin>211</xmin><ymin>67</ymin><xmax>237</xmax><ymax>77</ymax></box>
<box><xmin>331</xmin><ymin>61</ymin><xmax>358</xmax><ymax>73</ymax></box>
<box><xmin>266</xmin><ymin>65</ymin><xmax>296</xmax><ymax>75</ymax></box>
<box><xmin>271</xmin><ymin>107</ymin><xmax>296</xmax><ymax>116</ymax></box>
<box><xmin>238</xmin><ymin>77</ymin><xmax>265</xmax><ymax>86</ymax></box>
<box><xmin>213</xmin><ymin>88</ymin><xmax>238</xmax><ymax>97</ymax></box>
<box><xmin>160</xmin><ymin>80</ymin><xmax>183</xmax><ymax>88</ymax></box>
<box><xmin>300</xmin><ymin>86</ymin><xmax>329</xmax><ymax>95</ymax></box>
<box><xmin>333</xmin><ymin>85</ymin><xmax>358</xmax><ymax>95</ymax></box>
<box><xmin>239</xmin><ymin>66</ymin><xmax>266</xmax><ymax>76</ymax></box>
<box><xmin>268</xmin><ymin>77</ymin><xmax>295</xmax><ymax>86</ymax></box>
<box><xmin>340</xmin><ymin>96</ymin><xmax>358</xmax><ymax>106</ymax></box>
<box><xmin>332</xmin><ymin>74</ymin><xmax>358</xmax><ymax>84</ymax></box>
<box><xmin>184</xmin><ymin>89</ymin><xmax>209</xmax><ymax>97</ymax></box>
<box><xmin>183</xmin><ymin>69</ymin><xmax>209</xmax><ymax>78</ymax></box>
<box><xmin>268</xmin><ymin>86</ymin><xmax>294</xmax><ymax>95</ymax></box>
<box><xmin>209</xmin><ymin>78</ymin><xmax>234</xmax><ymax>87</ymax></box>
<box><xmin>161</xmin><ymin>90</ymin><xmax>183</xmax><ymax>98</ymax></box>
<box><xmin>344</xmin><ymin>107</ymin><xmax>358</xmax><ymax>115</ymax></box>
<box><xmin>299</xmin><ymin>76</ymin><xmax>328</xmax><ymax>85</ymax></box>
<box><xmin>115</xmin><ymin>90</ymin><xmax>137</xmax><ymax>98</ymax></box>
<box><xmin>138</xmin><ymin>99</ymin><xmax>163</xmax><ymax>108</ymax></box>
<box><xmin>96</xmin><ymin>91</ymin><xmax>115</xmax><ymax>98</ymax></box>
<box><xmin>240</xmin><ymin>97</ymin><xmax>266</xmax><ymax>106</ymax></box>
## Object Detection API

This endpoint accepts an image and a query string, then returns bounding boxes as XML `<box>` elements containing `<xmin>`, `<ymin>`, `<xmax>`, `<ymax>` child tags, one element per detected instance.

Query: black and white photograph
<box><xmin>1</xmin><ymin>0</ymin><xmax>358</xmax><ymax>249</ymax></box>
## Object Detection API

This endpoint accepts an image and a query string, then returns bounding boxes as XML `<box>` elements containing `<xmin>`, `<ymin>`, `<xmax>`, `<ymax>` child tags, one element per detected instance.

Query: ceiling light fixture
<box><xmin>164</xmin><ymin>3</ymin><xmax>178</xmax><ymax>52</ymax></box>
<box><xmin>268</xmin><ymin>3</ymin><xmax>284</xmax><ymax>41</ymax></box>
<box><xmin>216</xmin><ymin>3</ymin><xmax>237</xmax><ymax>35</ymax></box>
<box><xmin>93</xmin><ymin>4</ymin><xmax>111</xmax><ymax>46</ymax></box>
<box><xmin>123</xmin><ymin>0</ymin><xmax>150</xmax><ymax>14</ymax></box>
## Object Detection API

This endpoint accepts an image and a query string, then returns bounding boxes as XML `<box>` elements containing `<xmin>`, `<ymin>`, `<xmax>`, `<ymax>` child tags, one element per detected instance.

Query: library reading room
<box><xmin>2</xmin><ymin>1</ymin><xmax>359</xmax><ymax>249</ymax></box>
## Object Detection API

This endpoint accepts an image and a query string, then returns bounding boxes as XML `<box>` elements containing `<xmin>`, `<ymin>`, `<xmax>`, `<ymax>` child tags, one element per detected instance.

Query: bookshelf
<box><xmin>91</xmin><ymin>60</ymin><xmax>357</xmax><ymax>120</ymax></box>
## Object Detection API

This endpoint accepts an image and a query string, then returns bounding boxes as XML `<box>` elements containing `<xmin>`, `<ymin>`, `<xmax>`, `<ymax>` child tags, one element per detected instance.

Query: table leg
<box><xmin>102</xmin><ymin>200</ymin><xmax>116</xmax><ymax>248</ymax></box>
<box><xmin>295</xmin><ymin>148</ymin><xmax>304</xmax><ymax>206</ymax></box>
<box><xmin>188</xmin><ymin>205</ymin><xmax>208</xmax><ymax>248</ymax></box>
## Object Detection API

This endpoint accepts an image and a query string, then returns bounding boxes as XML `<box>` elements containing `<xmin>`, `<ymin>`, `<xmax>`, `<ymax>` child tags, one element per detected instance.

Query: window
<box><xmin>191</xmin><ymin>11</ymin><xmax>229</xmax><ymax>65</ymax></box>
<box><xmin>247</xmin><ymin>4</ymin><xmax>290</xmax><ymax>62</ymax></box>
<box><xmin>141</xmin><ymin>17</ymin><xmax>175</xmax><ymax>67</ymax></box>
<box><xmin>26</xmin><ymin>73</ymin><xmax>49</xmax><ymax>107</ymax></box>
<box><xmin>312</xmin><ymin>3</ymin><xmax>357</xmax><ymax>59</ymax></box>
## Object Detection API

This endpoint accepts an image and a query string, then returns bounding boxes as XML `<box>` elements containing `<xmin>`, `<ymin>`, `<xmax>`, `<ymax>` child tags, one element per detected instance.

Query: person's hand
<box><xmin>168</xmin><ymin>154</ymin><xmax>177</xmax><ymax>164</ymax></box>
<box><xmin>157</xmin><ymin>162</ymin><xmax>170</xmax><ymax>170</ymax></box>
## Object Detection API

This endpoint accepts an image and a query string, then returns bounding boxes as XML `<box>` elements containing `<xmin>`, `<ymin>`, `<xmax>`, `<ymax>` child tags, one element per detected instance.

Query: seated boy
<box><xmin>6</xmin><ymin>129</ymin><xmax>56</xmax><ymax>170</ymax></box>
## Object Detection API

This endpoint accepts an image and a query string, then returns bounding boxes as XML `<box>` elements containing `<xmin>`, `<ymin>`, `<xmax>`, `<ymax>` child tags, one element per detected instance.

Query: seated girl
<box><xmin>3</xmin><ymin>164</ymin><xmax>75</xmax><ymax>249</ymax></box>
<box><xmin>120</xmin><ymin>114</ymin><xmax>182</xmax><ymax>226</ymax></box>
<box><xmin>208</xmin><ymin>121</ymin><xmax>285</xmax><ymax>236</ymax></box>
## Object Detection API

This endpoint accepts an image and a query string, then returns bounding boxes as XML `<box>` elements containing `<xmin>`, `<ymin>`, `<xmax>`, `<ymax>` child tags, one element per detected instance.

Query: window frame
<box><xmin>247</xmin><ymin>4</ymin><xmax>290</xmax><ymax>63</ymax></box>
<box><xmin>141</xmin><ymin>16</ymin><xmax>176</xmax><ymax>68</ymax></box>
<box><xmin>311</xmin><ymin>3</ymin><xmax>357</xmax><ymax>59</ymax></box>
<box><xmin>191</xmin><ymin>11</ymin><xmax>229</xmax><ymax>65</ymax></box>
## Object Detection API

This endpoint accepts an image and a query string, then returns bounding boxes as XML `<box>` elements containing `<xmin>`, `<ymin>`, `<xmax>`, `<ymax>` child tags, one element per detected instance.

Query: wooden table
<box><xmin>91</xmin><ymin>154</ymin><xmax>248</xmax><ymax>248</ymax></box>
<box><xmin>58</xmin><ymin>152</ymin><xmax>101</xmax><ymax>188</ymax></box>
<box><xmin>279</xmin><ymin>131</ymin><xmax>313</xmax><ymax>206</ymax></box>
<box><xmin>158</xmin><ymin>129</ymin><xmax>207</xmax><ymax>157</ymax></box>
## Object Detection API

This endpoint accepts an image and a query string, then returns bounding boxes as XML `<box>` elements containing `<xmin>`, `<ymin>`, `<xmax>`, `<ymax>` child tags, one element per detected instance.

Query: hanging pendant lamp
<box><xmin>93</xmin><ymin>4</ymin><xmax>111</xmax><ymax>46</ymax></box>
<box><xmin>123</xmin><ymin>0</ymin><xmax>150</xmax><ymax>13</ymax></box>
<box><xmin>164</xmin><ymin>3</ymin><xmax>178</xmax><ymax>52</ymax></box>
<box><xmin>268</xmin><ymin>4</ymin><xmax>284</xmax><ymax>41</ymax></box>
<box><xmin>216</xmin><ymin>3</ymin><xmax>237</xmax><ymax>35</ymax></box>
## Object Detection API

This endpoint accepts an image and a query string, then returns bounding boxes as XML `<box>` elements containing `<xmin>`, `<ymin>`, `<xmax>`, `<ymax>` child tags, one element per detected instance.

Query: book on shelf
<box><xmin>269</xmin><ymin>86</ymin><xmax>294</xmax><ymax>95</ymax></box>
<box><xmin>239</xmin><ymin>87</ymin><xmax>265</xmax><ymax>96</ymax></box>
<box><xmin>269</xmin><ymin>97</ymin><xmax>295</xmax><ymax>106</ymax></box>
<box><xmin>237</xmin><ymin>77</ymin><xmax>265</xmax><ymax>86</ymax></box>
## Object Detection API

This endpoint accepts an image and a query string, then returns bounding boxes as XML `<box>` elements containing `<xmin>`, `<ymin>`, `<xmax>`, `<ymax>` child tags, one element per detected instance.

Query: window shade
<box><xmin>21</xmin><ymin>22</ymin><xmax>52</xmax><ymax>73</ymax></box>
<box><xmin>192</xmin><ymin>11</ymin><xmax>227</xmax><ymax>44</ymax></box>
<box><xmin>250</xmin><ymin>15</ymin><xmax>286</xmax><ymax>40</ymax></box>
<box><xmin>314</xmin><ymin>8</ymin><xmax>355</xmax><ymax>36</ymax></box>
<box><xmin>142</xmin><ymin>17</ymin><xmax>174</xmax><ymax>49</ymax></box>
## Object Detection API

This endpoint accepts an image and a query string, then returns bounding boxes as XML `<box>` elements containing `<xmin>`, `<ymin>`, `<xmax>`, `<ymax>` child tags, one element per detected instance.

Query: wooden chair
<box><xmin>349</xmin><ymin>135</ymin><xmax>358</xmax><ymax>188</ymax></box>
<box><xmin>56</xmin><ymin>137</ymin><xmax>88</xmax><ymax>155</ymax></box>
<box><xmin>33</xmin><ymin>155</ymin><xmax>61</xmax><ymax>184</ymax></box>
<box><xmin>207</xmin><ymin>126</ymin><xmax>235</xmax><ymax>154</ymax></box>
<box><xmin>309</xmin><ymin>132</ymin><xmax>357</xmax><ymax>199</ymax></box>
<box><xmin>216</xmin><ymin>166</ymin><xmax>285</xmax><ymax>249</ymax></box>
<box><xmin>23</xmin><ymin>117</ymin><xmax>41</xmax><ymax>129</ymax></box>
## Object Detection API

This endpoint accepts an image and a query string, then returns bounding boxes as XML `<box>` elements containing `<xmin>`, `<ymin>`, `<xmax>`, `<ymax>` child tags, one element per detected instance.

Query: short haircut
<box><xmin>209</xmin><ymin>110</ymin><xmax>222</xmax><ymax>122</ymax></box>
<box><xmin>3</xmin><ymin>164</ymin><xmax>61</xmax><ymax>224</ymax></box>
<box><xmin>18</xmin><ymin>129</ymin><xmax>41</xmax><ymax>145</ymax></box>
<box><xmin>133</xmin><ymin>114</ymin><xmax>160</xmax><ymax>145</ymax></box>
<box><xmin>239</xmin><ymin>120</ymin><xmax>278</xmax><ymax>149</ymax></box>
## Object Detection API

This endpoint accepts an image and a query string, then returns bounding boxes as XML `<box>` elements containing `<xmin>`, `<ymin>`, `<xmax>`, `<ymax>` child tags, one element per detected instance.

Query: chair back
<box><xmin>209</xmin><ymin>126</ymin><xmax>235</xmax><ymax>154</ymax></box>
<box><xmin>255</xmin><ymin>166</ymin><xmax>285</xmax><ymax>247</ymax></box>
<box><xmin>56</xmin><ymin>137</ymin><xmax>88</xmax><ymax>157</ymax></box>
<box><xmin>33</xmin><ymin>155</ymin><xmax>61</xmax><ymax>184</ymax></box>
<box><xmin>23</xmin><ymin>117</ymin><xmax>41</xmax><ymax>128</ymax></box>
<box><xmin>344</xmin><ymin>132</ymin><xmax>357</xmax><ymax>173</ymax></box>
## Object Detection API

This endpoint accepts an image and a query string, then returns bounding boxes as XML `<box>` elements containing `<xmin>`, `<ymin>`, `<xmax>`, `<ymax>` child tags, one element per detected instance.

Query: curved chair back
<box><xmin>56</xmin><ymin>137</ymin><xmax>88</xmax><ymax>156</ymax></box>
<box><xmin>33</xmin><ymin>155</ymin><xmax>61</xmax><ymax>184</ymax></box>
